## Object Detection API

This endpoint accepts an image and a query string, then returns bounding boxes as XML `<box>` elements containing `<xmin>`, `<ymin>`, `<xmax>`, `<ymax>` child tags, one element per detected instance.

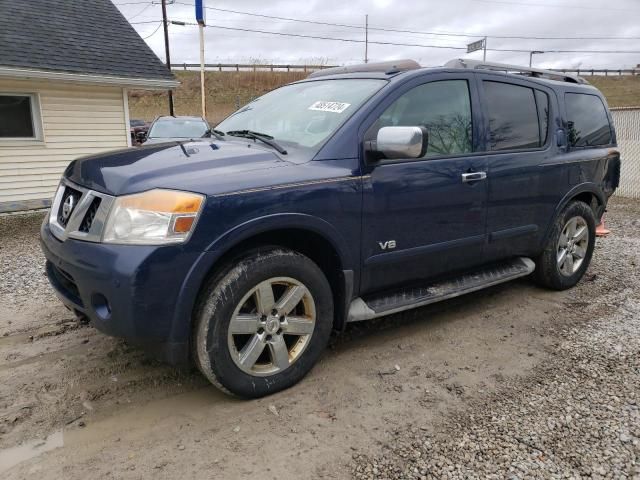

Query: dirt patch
<box><xmin>0</xmin><ymin>197</ymin><xmax>638</xmax><ymax>479</ymax></box>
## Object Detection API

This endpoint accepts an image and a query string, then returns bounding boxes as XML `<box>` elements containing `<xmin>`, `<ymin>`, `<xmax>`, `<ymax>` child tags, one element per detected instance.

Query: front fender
<box><xmin>204</xmin><ymin>212</ymin><xmax>354</xmax><ymax>269</ymax></box>
<box><xmin>168</xmin><ymin>213</ymin><xmax>355</xmax><ymax>347</ymax></box>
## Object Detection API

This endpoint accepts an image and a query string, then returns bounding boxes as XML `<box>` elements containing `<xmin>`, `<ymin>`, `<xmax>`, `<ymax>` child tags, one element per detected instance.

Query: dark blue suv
<box><xmin>40</xmin><ymin>59</ymin><xmax>621</xmax><ymax>397</ymax></box>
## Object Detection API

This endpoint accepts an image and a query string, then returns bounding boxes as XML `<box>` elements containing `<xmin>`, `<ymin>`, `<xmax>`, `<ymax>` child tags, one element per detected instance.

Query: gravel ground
<box><xmin>352</xmin><ymin>198</ymin><xmax>640</xmax><ymax>479</ymax></box>
<box><xmin>0</xmin><ymin>198</ymin><xmax>638</xmax><ymax>479</ymax></box>
<box><xmin>0</xmin><ymin>211</ymin><xmax>53</xmax><ymax>307</ymax></box>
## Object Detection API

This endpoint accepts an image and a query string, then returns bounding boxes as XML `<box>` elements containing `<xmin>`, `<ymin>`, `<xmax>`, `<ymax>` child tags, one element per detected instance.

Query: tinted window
<box><xmin>484</xmin><ymin>81</ymin><xmax>540</xmax><ymax>151</ymax></box>
<box><xmin>535</xmin><ymin>90</ymin><xmax>549</xmax><ymax>145</ymax></box>
<box><xmin>565</xmin><ymin>93</ymin><xmax>612</xmax><ymax>147</ymax></box>
<box><xmin>369</xmin><ymin>80</ymin><xmax>472</xmax><ymax>157</ymax></box>
<box><xmin>0</xmin><ymin>95</ymin><xmax>34</xmax><ymax>138</ymax></box>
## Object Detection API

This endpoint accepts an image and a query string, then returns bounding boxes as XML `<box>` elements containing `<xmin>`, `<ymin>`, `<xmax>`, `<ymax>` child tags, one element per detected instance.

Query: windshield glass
<box><xmin>216</xmin><ymin>79</ymin><xmax>386</xmax><ymax>154</ymax></box>
<box><xmin>148</xmin><ymin>118</ymin><xmax>208</xmax><ymax>138</ymax></box>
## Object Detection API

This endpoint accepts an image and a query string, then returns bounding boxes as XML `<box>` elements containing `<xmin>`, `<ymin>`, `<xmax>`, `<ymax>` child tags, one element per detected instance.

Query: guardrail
<box><xmin>170</xmin><ymin>63</ymin><xmax>336</xmax><ymax>72</ymax></box>
<box><xmin>170</xmin><ymin>63</ymin><xmax>639</xmax><ymax>76</ymax></box>
<box><xmin>550</xmin><ymin>69</ymin><xmax>638</xmax><ymax>76</ymax></box>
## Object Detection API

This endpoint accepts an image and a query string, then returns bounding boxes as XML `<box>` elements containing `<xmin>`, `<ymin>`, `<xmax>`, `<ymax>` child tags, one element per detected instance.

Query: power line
<box><xmin>181</xmin><ymin>22</ymin><xmax>640</xmax><ymax>54</ymax></box>
<box><xmin>466</xmin><ymin>0</ymin><xmax>639</xmax><ymax>12</ymax></box>
<box><xmin>171</xmin><ymin>1</ymin><xmax>640</xmax><ymax>41</ymax></box>
<box><xmin>126</xmin><ymin>2</ymin><xmax>154</xmax><ymax>21</ymax></box>
<box><xmin>131</xmin><ymin>20</ymin><xmax>164</xmax><ymax>24</ymax></box>
<box><xmin>141</xmin><ymin>22</ymin><xmax>163</xmax><ymax>39</ymax></box>
<box><xmin>113</xmin><ymin>1</ymin><xmax>151</xmax><ymax>5</ymax></box>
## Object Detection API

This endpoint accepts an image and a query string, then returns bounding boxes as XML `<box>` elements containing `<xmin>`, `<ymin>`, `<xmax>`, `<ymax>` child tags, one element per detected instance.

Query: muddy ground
<box><xmin>0</xmin><ymin>197</ymin><xmax>638</xmax><ymax>479</ymax></box>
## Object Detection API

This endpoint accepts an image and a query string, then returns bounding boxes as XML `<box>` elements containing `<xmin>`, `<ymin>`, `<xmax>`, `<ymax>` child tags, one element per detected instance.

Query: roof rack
<box><xmin>444</xmin><ymin>58</ymin><xmax>589</xmax><ymax>85</ymax></box>
<box><xmin>307</xmin><ymin>59</ymin><xmax>420</xmax><ymax>78</ymax></box>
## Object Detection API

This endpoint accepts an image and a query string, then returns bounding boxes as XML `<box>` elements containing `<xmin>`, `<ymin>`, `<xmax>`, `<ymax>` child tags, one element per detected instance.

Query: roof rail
<box><xmin>444</xmin><ymin>58</ymin><xmax>589</xmax><ymax>85</ymax></box>
<box><xmin>307</xmin><ymin>59</ymin><xmax>420</xmax><ymax>78</ymax></box>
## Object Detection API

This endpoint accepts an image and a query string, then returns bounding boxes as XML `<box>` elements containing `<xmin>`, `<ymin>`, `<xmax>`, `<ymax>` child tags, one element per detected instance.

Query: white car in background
<box><xmin>143</xmin><ymin>116</ymin><xmax>212</xmax><ymax>144</ymax></box>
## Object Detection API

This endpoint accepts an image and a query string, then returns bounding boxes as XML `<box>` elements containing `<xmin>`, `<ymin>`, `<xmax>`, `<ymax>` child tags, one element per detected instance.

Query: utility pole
<box><xmin>196</xmin><ymin>0</ymin><xmax>207</xmax><ymax>119</ymax></box>
<box><xmin>364</xmin><ymin>14</ymin><xmax>369</xmax><ymax>63</ymax></box>
<box><xmin>483</xmin><ymin>36</ymin><xmax>487</xmax><ymax>62</ymax></box>
<box><xmin>199</xmin><ymin>24</ymin><xmax>206</xmax><ymax>119</ymax></box>
<box><xmin>529</xmin><ymin>50</ymin><xmax>544</xmax><ymax>67</ymax></box>
<box><xmin>161</xmin><ymin>0</ymin><xmax>174</xmax><ymax>116</ymax></box>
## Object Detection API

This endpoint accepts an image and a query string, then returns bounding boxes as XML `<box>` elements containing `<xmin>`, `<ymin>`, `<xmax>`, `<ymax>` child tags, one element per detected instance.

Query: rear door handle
<box><xmin>461</xmin><ymin>171</ymin><xmax>487</xmax><ymax>183</ymax></box>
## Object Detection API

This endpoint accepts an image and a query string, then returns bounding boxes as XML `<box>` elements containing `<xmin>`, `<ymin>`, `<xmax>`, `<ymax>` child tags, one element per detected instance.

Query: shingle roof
<box><xmin>0</xmin><ymin>0</ymin><xmax>175</xmax><ymax>83</ymax></box>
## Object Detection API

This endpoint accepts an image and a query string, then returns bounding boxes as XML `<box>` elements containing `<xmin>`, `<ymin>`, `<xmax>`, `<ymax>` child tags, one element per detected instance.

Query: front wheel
<box><xmin>534</xmin><ymin>200</ymin><xmax>596</xmax><ymax>290</ymax></box>
<box><xmin>193</xmin><ymin>247</ymin><xmax>333</xmax><ymax>398</ymax></box>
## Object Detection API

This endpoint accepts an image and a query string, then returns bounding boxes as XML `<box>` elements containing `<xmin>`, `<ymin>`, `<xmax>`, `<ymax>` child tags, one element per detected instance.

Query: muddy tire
<box><xmin>534</xmin><ymin>201</ymin><xmax>596</xmax><ymax>290</ymax></box>
<box><xmin>193</xmin><ymin>247</ymin><xmax>333</xmax><ymax>398</ymax></box>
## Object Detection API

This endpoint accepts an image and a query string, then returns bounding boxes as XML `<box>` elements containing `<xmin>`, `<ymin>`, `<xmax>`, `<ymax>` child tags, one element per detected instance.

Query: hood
<box><xmin>64</xmin><ymin>140</ymin><xmax>295</xmax><ymax>196</ymax></box>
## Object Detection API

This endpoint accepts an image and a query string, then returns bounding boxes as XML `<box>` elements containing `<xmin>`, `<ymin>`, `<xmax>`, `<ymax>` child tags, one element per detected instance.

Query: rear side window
<box><xmin>484</xmin><ymin>81</ymin><xmax>543</xmax><ymax>151</ymax></box>
<box><xmin>565</xmin><ymin>93</ymin><xmax>612</xmax><ymax>147</ymax></box>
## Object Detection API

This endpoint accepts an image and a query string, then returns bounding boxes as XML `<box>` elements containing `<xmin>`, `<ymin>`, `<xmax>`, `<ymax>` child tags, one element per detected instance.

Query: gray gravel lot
<box><xmin>352</xmin><ymin>198</ymin><xmax>640</xmax><ymax>479</ymax></box>
<box><xmin>0</xmin><ymin>212</ymin><xmax>53</xmax><ymax>308</ymax></box>
<box><xmin>0</xmin><ymin>197</ymin><xmax>638</xmax><ymax>479</ymax></box>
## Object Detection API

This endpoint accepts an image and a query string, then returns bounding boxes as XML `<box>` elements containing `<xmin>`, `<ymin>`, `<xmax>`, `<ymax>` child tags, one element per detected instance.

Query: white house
<box><xmin>0</xmin><ymin>0</ymin><xmax>179</xmax><ymax>212</ymax></box>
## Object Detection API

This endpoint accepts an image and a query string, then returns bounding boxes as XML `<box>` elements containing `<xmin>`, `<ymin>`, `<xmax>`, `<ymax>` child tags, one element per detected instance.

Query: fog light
<box><xmin>91</xmin><ymin>293</ymin><xmax>111</xmax><ymax>320</ymax></box>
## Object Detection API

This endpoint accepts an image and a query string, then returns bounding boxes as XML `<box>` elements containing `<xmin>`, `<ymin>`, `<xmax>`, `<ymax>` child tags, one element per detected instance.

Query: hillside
<box><xmin>128</xmin><ymin>71</ymin><xmax>640</xmax><ymax>124</ymax></box>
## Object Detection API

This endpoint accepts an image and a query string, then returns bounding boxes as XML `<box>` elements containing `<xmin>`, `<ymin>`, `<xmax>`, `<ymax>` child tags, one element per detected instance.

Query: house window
<box><xmin>0</xmin><ymin>93</ymin><xmax>42</xmax><ymax>140</ymax></box>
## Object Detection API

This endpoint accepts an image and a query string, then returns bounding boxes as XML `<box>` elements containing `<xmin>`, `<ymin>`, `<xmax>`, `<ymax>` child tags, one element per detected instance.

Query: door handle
<box><xmin>461</xmin><ymin>171</ymin><xmax>487</xmax><ymax>183</ymax></box>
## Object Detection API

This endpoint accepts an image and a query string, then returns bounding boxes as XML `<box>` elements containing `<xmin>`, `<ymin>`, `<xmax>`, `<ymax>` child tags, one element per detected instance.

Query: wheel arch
<box><xmin>540</xmin><ymin>183</ymin><xmax>604</xmax><ymax>248</ymax></box>
<box><xmin>172</xmin><ymin>214</ymin><xmax>356</xmax><ymax>347</ymax></box>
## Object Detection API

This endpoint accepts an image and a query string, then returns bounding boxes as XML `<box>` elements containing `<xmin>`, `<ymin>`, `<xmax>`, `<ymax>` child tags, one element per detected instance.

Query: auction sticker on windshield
<box><xmin>308</xmin><ymin>101</ymin><xmax>351</xmax><ymax>113</ymax></box>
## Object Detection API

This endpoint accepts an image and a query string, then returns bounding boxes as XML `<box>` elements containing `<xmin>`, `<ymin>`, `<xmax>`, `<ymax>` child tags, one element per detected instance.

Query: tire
<box><xmin>193</xmin><ymin>247</ymin><xmax>333</xmax><ymax>398</ymax></box>
<box><xmin>534</xmin><ymin>200</ymin><xmax>596</xmax><ymax>290</ymax></box>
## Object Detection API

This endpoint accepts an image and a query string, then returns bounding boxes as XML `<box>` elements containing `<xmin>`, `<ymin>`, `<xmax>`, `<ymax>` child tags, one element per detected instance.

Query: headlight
<box><xmin>103</xmin><ymin>189</ymin><xmax>205</xmax><ymax>245</ymax></box>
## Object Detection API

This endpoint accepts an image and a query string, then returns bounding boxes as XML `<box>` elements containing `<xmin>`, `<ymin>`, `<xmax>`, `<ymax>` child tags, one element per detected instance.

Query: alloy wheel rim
<box><xmin>227</xmin><ymin>277</ymin><xmax>316</xmax><ymax>376</ymax></box>
<box><xmin>557</xmin><ymin>216</ymin><xmax>589</xmax><ymax>277</ymax></box>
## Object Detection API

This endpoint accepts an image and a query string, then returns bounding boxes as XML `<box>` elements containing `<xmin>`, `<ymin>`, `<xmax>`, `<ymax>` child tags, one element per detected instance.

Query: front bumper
<box><xmin>40</xmin><ymin>220</ymin><xmax>202</xmax><ymax>364</ymax></box>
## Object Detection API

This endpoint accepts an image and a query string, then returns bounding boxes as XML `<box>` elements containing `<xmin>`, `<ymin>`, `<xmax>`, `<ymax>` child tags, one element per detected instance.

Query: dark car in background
<box><xmin>143</xmin><ymin>116</ymin><xmax>211</xmax><ymax>144</ymax></box>
<box><xmin>129</xmin><ymin>119</ymin><xmax>150</xmax><ymax>144</ymax></box>
<box><xmin>41</xmin><ymin>59</ymin><xmax>620</xmax><ymax>398</ymax></box>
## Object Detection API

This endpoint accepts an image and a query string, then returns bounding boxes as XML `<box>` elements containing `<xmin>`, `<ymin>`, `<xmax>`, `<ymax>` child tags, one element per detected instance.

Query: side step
<box><xmin>347</xmin><ymin>257</ymin><xmax>535</xmax><ymax>322</ymax></box>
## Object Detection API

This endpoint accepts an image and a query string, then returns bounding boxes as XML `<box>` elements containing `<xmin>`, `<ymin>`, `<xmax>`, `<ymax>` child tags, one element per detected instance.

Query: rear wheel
<box><xmin>193</xmin><ymin>247</ymin><xmax>333</xmax><ymax>398</ymax></box>
<box><xmin>534</xmin><ymin>201</ymin><xmax>596</xmax><ymax>290</ymax></box>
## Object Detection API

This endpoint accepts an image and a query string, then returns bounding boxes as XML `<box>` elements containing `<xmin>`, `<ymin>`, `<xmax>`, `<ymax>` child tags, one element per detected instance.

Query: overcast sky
<box><xmin>115</xmin><ymin>0</ymin><xmax>640</xmax><ymax>69</ymax></box>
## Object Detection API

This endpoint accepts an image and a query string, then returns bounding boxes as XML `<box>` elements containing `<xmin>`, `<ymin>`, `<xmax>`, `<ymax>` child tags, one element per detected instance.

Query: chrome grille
<box><xmin>49</xmin><ymin>180</ymin><xmax>114</xmax><ymax>242</ymax></box>
<box><xmin>79</xmin><ymin>197</ymin><xmax>102</xmax><ymax>233</ymax></box>
<box><xmin>57</xmin><ymin>186</ymin><xmax>82</xmax><ymax>227</ymax></box>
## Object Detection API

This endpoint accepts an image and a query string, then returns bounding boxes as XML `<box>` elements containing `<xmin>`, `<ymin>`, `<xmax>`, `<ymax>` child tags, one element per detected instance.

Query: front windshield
<box><xmin>148</xmin><ymin>119</ymin><xmax>208</xmax><ymax>139</ymax></box>
<box><xmin>216</xmin><ymin>79</ymin><xmax>386</xmax><ymax>154</ymax></box>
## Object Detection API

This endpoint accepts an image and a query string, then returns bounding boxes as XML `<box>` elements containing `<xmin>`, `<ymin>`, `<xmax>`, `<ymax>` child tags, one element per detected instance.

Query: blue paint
<box><xmin>41</xmin><ymin>67</ymin><xmax>621</xmax><ymax>364</ymax></box>
<box><xmin>195</xmin><ymin>0</ymin><xmax>205</xmax><ymax>25</ymax></box>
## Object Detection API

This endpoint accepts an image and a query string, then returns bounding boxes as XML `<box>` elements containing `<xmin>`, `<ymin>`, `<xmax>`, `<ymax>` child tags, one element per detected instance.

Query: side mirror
<box><xmin>367</xmin><ymin>126</ymin><xmax>428</xmax><ymax>160</ymax></box>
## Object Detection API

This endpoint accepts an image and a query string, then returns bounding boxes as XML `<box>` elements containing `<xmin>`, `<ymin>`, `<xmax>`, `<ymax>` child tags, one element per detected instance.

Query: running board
<box><xmin>347</xmin><ymin>257</ymin><xmax>535</xmax><ymax>322</ymax></box>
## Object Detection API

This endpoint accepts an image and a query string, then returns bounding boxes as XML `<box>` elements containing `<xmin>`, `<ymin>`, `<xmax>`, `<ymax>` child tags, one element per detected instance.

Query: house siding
<box><xmin>0</xmin><ymin>78</ymin><xmax>129</xmax><ymax>211</ymax></box>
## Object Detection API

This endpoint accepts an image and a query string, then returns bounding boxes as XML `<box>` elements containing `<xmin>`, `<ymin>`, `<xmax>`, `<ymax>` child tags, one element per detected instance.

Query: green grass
<box><xmin>129</xmin><ymin>70</ymin><xmax>307</xmax><ymax>124</ymax></box>
<box><xmin>128</xmin><ymin>71</ymin><xmax>640</xmax><ymax>124</ymax></box>
<box><xmin>587</xmin><ymin>76</ymin><xmax>640</xmax><ymax>108</ymax></box>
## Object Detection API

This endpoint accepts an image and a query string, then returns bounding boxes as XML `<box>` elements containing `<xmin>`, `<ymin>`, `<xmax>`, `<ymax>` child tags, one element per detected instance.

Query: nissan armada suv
<box><xmin>40</xmin><ymin>59</ymin><xmax>621</xmax><ymax>398</ymax></box>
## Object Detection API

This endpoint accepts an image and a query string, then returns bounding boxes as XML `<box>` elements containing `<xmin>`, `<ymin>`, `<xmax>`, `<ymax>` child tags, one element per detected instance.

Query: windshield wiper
<box><xmin>225</xmin><ymin>130</ymin><xmax>287</xmax><ymax>155</ymax></box>
<box><xmin>202</xmin><ymin>129</ymin><xmax>225</xmax><ymax>140</ymax></box>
